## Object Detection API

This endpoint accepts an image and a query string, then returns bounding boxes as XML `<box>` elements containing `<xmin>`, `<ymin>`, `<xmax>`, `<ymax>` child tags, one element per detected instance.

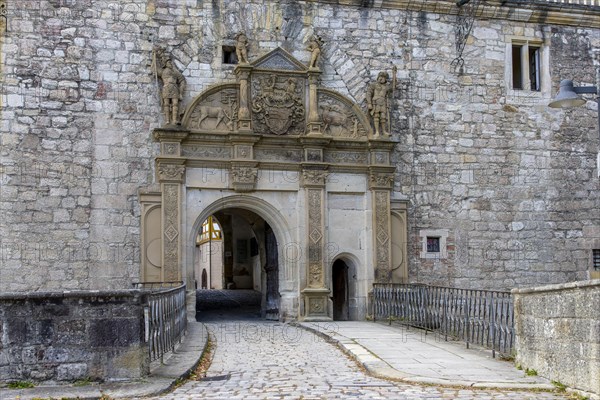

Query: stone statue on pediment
<box><xmin>152</xmin><ymin>48</ymin><xmax>186</xmax><ymax>126</ymax></box>
<box><xmin>307</xmin><ymin>35</ymin><xmax>323</xmax><ymax>69</ymax></box>
<box><xmin>367</xmin><ymin>69</ymin><xmax>395</xmax><ymax>137</ymax></box>
<box><xmin>235</xmin><ymin>32</ymin><xmax>249</xmax><ymax>64</ymax></box>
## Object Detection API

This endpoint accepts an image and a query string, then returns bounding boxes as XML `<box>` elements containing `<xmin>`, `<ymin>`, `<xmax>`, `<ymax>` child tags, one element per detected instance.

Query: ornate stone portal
<box><xmin>142</xmin><ymin>47</ymin><xmax>398</xmax><ymax>320</ymax></box>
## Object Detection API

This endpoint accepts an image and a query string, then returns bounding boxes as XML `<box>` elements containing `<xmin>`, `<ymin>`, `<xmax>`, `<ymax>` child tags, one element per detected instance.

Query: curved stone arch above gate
<box><xmin>187</xmin><ymin>194</ymin><xmax>292</xmax><ymax>250</ymax></box>
<box><xmin>180</xmin><ymin>84</ymin><xmax>373</xmax><ymax>138</ymax></box>
<box><xmin>316</xmin><ymin>88</ymin><xmax>372</xmax><ymax>138</ymax></box>
<box><xmin>181</xmin><ymin>83</ymin><xmax>240</xmax><ymax>132</ymax></box>
<box><xmin>177</xmin><ymin>47</ymin><xmax>376</xmax><ymax>139</ymax></box>
<box><xmin>187</xmin><ymin>194</ymin><xmax>295</xmax><ymax>287</ymax></box>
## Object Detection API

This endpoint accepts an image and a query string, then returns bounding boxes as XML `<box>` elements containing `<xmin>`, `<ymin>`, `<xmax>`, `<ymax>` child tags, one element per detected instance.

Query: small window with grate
<box><xmin>427</xmin><ymin>237</ymin><xmax>440</xmax><ymax>253</ymax></box>
<box><xmin>222</xmin><ymin>46</ymin><xmax>238</xmax><ymax>65</ymax></box>
<box><xmin>593</xmin><ymin>249</ymin><xmax>600</xmax><ymax>271</ymax></box>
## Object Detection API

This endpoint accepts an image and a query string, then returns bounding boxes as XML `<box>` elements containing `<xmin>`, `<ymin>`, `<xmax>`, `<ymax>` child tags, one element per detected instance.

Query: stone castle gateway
<box><xmin>0</xmin><ymin>0</ymin><xmax>598</xmax><ymax>318</ymax></box>
<box><xmin>144</xmin><ymin>48</ymin><xmax>404</xmax><ymax>320</ymax></box>
<box><xmin>1</xmin><ymin>0</ymin><xmax>599</xmax><ymax>388</ymax></box>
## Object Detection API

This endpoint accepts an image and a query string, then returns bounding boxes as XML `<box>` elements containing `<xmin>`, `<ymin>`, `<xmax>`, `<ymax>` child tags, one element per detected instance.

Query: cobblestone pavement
<box><xmin>139</xmin><ymin>313</ymin><xmax>567</xmax><ymax>400</ymax></box>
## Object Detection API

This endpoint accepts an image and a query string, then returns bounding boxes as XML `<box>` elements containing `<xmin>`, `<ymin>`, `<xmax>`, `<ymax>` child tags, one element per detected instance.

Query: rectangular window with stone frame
<box><xmin>505</xmin><ymin>35</ymin><xmax>551</xmax><ymax>102</ymax></box>
<box><xmin>511</xmin><ymin>40</ymin><xmax>542</xmax><ymax>91</ymax></box>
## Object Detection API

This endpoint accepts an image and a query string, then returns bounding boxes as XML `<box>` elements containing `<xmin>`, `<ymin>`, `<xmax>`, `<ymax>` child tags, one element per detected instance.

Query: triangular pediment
<box><xmin>251</xmin><ymin>47</ymin><xmax>307</xmax><ymax>72</ymax></box>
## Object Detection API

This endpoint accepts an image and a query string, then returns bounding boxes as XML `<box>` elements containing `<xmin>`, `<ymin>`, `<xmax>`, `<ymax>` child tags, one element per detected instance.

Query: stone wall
<box><xmin>0</xmin><ymin>289</ymin><xmax>148</xmax><ymax>382</ymax></box>
<box><xmin>0</xmin><ymin>0</ymin><xmax>599</xmax><ymax>292</ymax></box>
<box><xmin>513</xmin><ymin>280</ymin><xmax>600</xmax><ymax>398</ymax></box>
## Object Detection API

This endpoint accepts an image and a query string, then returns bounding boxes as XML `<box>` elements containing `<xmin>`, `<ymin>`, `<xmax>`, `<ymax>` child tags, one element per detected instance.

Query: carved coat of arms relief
<box><xmin>251</xmin><ymin>74</ymin><xmax>306</xmax><ymax>136</ymax></box>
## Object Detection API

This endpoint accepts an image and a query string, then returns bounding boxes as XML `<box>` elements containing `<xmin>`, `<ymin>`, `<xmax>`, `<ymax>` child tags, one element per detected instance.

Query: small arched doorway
<box><xmin>332</xmin><ymin>259</ymin><xmax>350</xmax><ymax>321</ymax></box>
<box><xmin>201</xmin><ymin>269</ymin><xmax>208</xmax><ymax>289</ymax></box>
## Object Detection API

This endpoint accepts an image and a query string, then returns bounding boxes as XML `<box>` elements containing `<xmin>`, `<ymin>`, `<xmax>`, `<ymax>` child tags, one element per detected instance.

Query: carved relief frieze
<box><xmin>157</xmin><ymin>164</ymin><xmax>185</xmax><ymax>182</ymax></box>
<box><xmin>372</xmin><ymin>151</ymin><xmax>390</xmax><ymax>165</ymax></box>
<box><xmin>235</xmin><ymin>145</ymin><xmax>252</xmax><ymax>159</ymax></box>
<box><xmin>302</xmin><ymin>170</ymin><xmax>327</xmax><ymax>187</ymax></box>
<box><xmin>182</xmin><ymin>145</ymin><xmax>231</xmax><ymax>159</ymax></box>
<box><xmin>251</xmin><ymin>74</ymin><xmax>305</xmax><ymax>136</ymax></box>
<box><xmin>318</xmin><ymin>92</ymin><xmax>368</xmax><ymax>138</ymax></box>
<box><xmin>305</xmin><ymin>148</ymin><xmax>323</xmax><ymax>162</ymax></box>
<box><xmin>231</xmin><ymin>166</ymin><xmax>258</xmax><ymax>192</ymax></box>
<box><xmin>163</xmin><ymin>183</ymin><xmax>180</xmax><ymax>282</ymax></box>
<box><xmin>373</xmin><ymin>190</ymin><xmax>391</xmax><ymax>283</ymax></box>
<box><xmin>324</xmin><ymin>151</ymin><xmax>368</xmax><ymax>164</ymax></box>
<box><xmin>161</xmin><ymin>142</ymin><xmax>180</xmax><ymax>156</ymax></box>
<box><xmin>307</xmin><ymin>188</ymin><xmax>324</xmax><ymax>287</ymax></box>
<box><xmin>308</xmin><ymin>297</ymin><xmax>325</xmax><ymax>314</ymax></box>
<box><xmin>370</xmin><ymin>172</ymin><xmax>394</xmax><ymax>189</ymax></box>
<box><xmin>187</xmin><ymin>88</ymin><xmax>239</xmax><ymax>131</ymax></box>
<box><xmin>254</xmin><ymin>148</ymin><xmax>303</xmax><ymax>162</ymax></box>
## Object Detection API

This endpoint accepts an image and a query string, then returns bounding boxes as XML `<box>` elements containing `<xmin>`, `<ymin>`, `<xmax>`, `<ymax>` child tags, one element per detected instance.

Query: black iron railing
<box><xmin>372</xmin><ymin>284</ymin><xmax>514</xmax><ymax>357</ymax></box>
<box><xmin>144</xmin><ymin>283</ymin><xmax>188</xmax><ymax>362</ymax></box>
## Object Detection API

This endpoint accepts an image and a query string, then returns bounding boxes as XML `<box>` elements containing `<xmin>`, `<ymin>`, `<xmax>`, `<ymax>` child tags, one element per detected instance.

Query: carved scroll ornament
<box><xmin>370</xmin><ymin>173</ymin><xmax>394</xmax><ymax>189</ymax></box>
<box><xmin>158</xmin><ymin>164</ymin><xmax>185</xmax><ymax>182</ymax></box>
<box><xmin>302</xmin><ymin>170</ymin><xmax>327</xmax><ymax>187</ymax></box>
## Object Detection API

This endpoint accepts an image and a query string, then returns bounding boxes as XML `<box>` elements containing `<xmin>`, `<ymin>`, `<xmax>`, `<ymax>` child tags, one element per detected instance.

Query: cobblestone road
<box><xmin>142</xmin><ymin>315</ymin><xmax>567</xmax><ymax>400</ymax></box>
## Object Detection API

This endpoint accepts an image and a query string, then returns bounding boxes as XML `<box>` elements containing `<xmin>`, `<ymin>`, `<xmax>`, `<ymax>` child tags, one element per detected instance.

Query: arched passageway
<box><xmin>194</xmin><ymin>207</ymin><xmax>280</xmax><ymax>321</ymax></box>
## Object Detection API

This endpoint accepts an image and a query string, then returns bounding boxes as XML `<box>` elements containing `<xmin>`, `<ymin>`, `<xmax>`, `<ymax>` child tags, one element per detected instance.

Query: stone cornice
<box><xmin>305</xmin><ymin>0</ymin><xmax>600</xmax><ymax>29</ymax></box>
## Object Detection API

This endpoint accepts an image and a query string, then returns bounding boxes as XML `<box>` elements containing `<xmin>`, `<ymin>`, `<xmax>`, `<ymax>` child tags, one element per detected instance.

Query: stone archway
<box><xmin>141</xmin><ymin>47</ymin><xmax>397</xmax><ymax>321</ymax></box>
<box><xmin>186</xmin><ymin>196</ymin><xmax>292</xmax><ymax>319</ymax></box>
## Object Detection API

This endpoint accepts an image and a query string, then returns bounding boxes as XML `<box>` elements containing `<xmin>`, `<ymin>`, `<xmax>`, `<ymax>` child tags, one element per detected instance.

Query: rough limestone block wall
<box><xmin>513</xmin><ymin>280</ymin><xmax>600</xmax><ymax>398</ymax></box>
<box><xmin>0</xmin><ymin>0</ymin><xmax>598</xmax><ymax>292</ymax></box>
<box><xmin>397</xmin><ymin>18</ymin><xmax>600</xmax><ymax>290</ymax></box>
<box><xmin>0</xmin><ymin>290</ymin><xmax>148</xmax><ymax>382</ymax></box>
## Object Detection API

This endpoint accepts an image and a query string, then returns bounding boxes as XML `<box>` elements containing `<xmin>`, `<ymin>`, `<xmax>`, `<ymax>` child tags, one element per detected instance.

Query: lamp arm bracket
<box><xmin>573</xmin><ymin>86</ymin><xmax>598</xmax><ymax>95</ymax></box>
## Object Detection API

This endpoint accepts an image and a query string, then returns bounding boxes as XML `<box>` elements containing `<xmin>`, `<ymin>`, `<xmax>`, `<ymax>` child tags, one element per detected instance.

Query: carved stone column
<box><xmin>307</xmin><ymin>71</ymin><xmax>322</xmax><ymax>135</ymax></box>
<box><xmin>235</xmin><ymin>64</ymin><xmax>253</xmax><ymax>131</ymax></box>
<box><xmin>157</xmin><ymin>162</ymin><xmax>185</xmax><ymax>283</ymax></box>
<box><xmin>370</xmin><ymin>171</ymin><xmax>394</xmax><ymax>283</ymax></box>
<box><xmin>301</xmin><ymin>168</ymin><xmax>330</xmax><ymax>320</ymax></box>
<box><xmin>153</xmin><ymin>129</ymin><xmax>189</xmax><ymax>284</ymax></box>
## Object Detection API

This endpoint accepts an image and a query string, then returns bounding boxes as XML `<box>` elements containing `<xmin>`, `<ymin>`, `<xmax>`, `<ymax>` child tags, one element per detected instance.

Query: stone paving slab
<box><xmin>300</xmin><ymin>321</ymin><xmax>555</xmax><ymax>390</ymax></box>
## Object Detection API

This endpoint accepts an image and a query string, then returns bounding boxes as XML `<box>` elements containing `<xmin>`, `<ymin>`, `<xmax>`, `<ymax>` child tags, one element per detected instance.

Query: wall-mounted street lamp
<box><xmin>549</xmin><ymin>79</ymin><xmax>600</xmax><ymax>177</ymax></box>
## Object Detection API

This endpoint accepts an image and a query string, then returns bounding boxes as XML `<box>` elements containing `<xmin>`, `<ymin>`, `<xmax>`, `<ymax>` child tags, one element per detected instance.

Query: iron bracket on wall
<box><xmin>451</xmin><ymin>0</ymin><xmax>482</xmax><ymax>73</ymax></box>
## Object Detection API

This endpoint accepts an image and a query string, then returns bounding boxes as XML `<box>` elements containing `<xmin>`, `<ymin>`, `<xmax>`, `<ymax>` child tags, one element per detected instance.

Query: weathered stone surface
<box><xmin>0</xmin><ymin>0</ymin><xmax>598</xmax><ymax>294</ymax></box>
<box><xmin>513</xmin><ymin>280</ymin><xmax>600</xmax><ymax>397</ymax></box>
<box><xmin>0</xmin><ymin>291</ymin><xmax>148</xmax><ymax>383</ymax></box>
